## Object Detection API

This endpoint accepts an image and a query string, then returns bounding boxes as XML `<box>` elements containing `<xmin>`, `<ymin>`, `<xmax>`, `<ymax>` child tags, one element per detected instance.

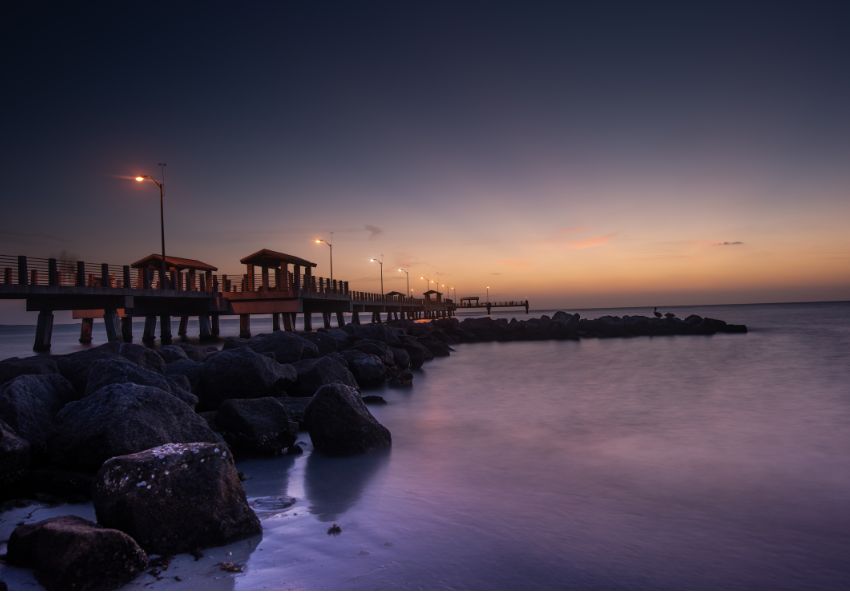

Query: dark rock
<box><xmin>340</xmin><ymin>350</ymin><xmax>387</xmax><ymax>388</ymax></box>
<box><xmin>164</xmin><ymin>358</ymin><xmax>204</xmax><ymax>394</ymax></box>
<box><xmin>362</xmin><ymin>395</ymin><xmax>386</xmax><ymax>405</ymax></box>
<box><xmin>175</xmin><ymin>342</ymin><xmax>216</xmax><ymax>362</ymax></box>
<box><xmin>50</xmin><ymin>383</ymin><xmax>221</xmax><ymax>471</ymax></box>
<box><xmin>389</xmin><ymin>369</ymin><xmax>414</xmax><ymax>387</ymax></box>
<box><xmin>216</xmin><ymin>397</ymin><xmax>298</xmax><ymax>455</ymax></box>
<box><xmin>399</xmin><ymin>336</ymin><xmax>431</xmax><ymax>368</ymax></box>
<box><xmin>0</xmin><ymin>418</ymin><xmax>30</xmax><ymax>488</ymax></box>
<box><xmin>304</xmin><ymin>384</ymin><xmax>391</xmax><ymax>456</ymax></box>
<box><xmin>0</xmin><ymin>355</ymin><xmax>59</xmax><ymax>386</ymax></box>
<box><xmin>16</xmin><ymin>469</ymin><xmax>94</xmax><ymax>502</ymax></box>
<box><xmin>156</xmin><ymin>345</ymin><xmax>189</xmax><ymax>363</ymax></box>
<box><xmin>93</xmin><ymin>442</ymin><xmax>261</xmax><ymax>555</ymax></box>
<box><xmin>84</xmin><ymin>356</ymin><xmax>198</xmax><ymax>407</ymax></box>
<box><xmin>299</xmin><ymin>331</ymin><xmax>344</xmax><ymax>355</ymax></box>
<box><xmin>389</xmin><ymin>346</ymin><xmax>411</xmax><ymax>370</ymax></box>
<box><xmin>56</xmin><ymin>343</ymin><xmax>165</xmax><ymax>394</ymax></box>
<box><xmin>351</xmin><ymin>340</ymin><xmax>395</xmax><ymax>366</ymax></box>
<box><xmin>0</xmin><ymin>581</ymin><xmax>6</xmax><ymax>591</ymax></box>
<box><xmin>290</xmin><ymin>354</ymin><xmax>358</xmax><ymax>396</ymax></box>
<box><xmin>344</xmin><ymin>323</ymin><xmax>403</xmax><ymax>345</ymax></box>
<box><xmin>0</xmin><ymin>374</ymin><xmax>76</xmax><ymax>456</ymax></box>
<box><xmin>224</xmin><ymin>331</ymin><xmax>319</xmax><ymax>363</ymax></box>
<box><xmin>280</xmin><ymin>396</ymin><xmax>312</xmax><ymax>428</ymax></box>
<box><xmin>6</xmin><ymin>515</ymin><xmax>147</xmax><ymax>590</ymax></box>
<box><xmin>198</xmin><ymin>347</ymin><xmax>297</xmax><ymax>409</ymax></box>
<box><xmin>418</xmin><ymin>336</ymin><xmax>452</xmax><ymax>357</ymax></box>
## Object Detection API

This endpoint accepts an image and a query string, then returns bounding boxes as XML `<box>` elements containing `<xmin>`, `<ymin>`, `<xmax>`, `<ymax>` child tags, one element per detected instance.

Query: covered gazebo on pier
<box><xmin>130</xmin><ymin>254</ymin><xmax>218</xmax><ymax>292</ymax></box>
<box><xmin>239</xmin><ymin>248</ymin><xmax>316</xmax><ymax>293</ymax></box>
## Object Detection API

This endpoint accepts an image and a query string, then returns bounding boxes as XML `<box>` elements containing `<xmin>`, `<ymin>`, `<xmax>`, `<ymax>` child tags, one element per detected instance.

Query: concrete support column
<box><xmin>240</xmin><ymin>314</ymin><xmax>251</xmax><ymax>338</ymax></box>
<box><xmin>160</xmin><ymin>315</ymin><xmax>173</xmax><ymax>345</ymax></box>
<box><xmin>211</xmin><ymin>315</ymin><xmax>220</xmax><ymax>338</ymax></box>
<box><xmin>336</xmin><ymin>311</ymin><xmax>345</xmax><ymax>327</ymax></box>
<box><xmin>79</xmin><ymin>317</ymin><xmax>94</xmax><ymax>344</ymax></box>
<box><xmin>104</xmin><ymin>309</ymin><xmax>121</xmax><ymax>343</ymax></box>
<box><xmin>352</xmin><ymin>311</ymin><xmax>361</xmax><ymax>325</ymax></box>
<box><xmin>33</xmin><ymin>310</ymin><xmax>54</xmax><ymax>352</ymax></box>
<box><xmin>121</xmin><ymin>316</ymin><xmax>133</xmax><ymax>342</ymax></box>
<box><xmin>178</xmin><ymin>316</ymin><xmax>189</xmax><ymax>338</ymax></box>
<box><xmin>282</xmin><ymin>313</ymin><xmax>294</xmax><ymax>332</ymax></box>
<box><xmin>143</xmin><ymin>316</ymin><xmax>157</xmax><ymax>345</ymax></box>
<box><xmin>199</xmin><ymin>314</ymin><xmax>213</xmax><ymax>341</ymax></box>
<box><xmin>272</xmin><ymin>313</ymin><xmax>281</xmax><ymax>331</ymax></box>
<box><xmin>322</xmin><ymin>312</ymin><xmax>331</xmax><ymax>329</ymax></box>
<box><xmin>303</xmin><ymin>312</ymin><xmax>312</xmax><ymax>331</ymax></box>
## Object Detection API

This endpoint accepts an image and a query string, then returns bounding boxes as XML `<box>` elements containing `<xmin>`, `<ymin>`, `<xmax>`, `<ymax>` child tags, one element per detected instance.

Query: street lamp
<box><xmin>134</xmin><ymin>162</ymin><xmax>167</xmax><ymax>287</ymax></box>
<box><xmin>486</xmin><ymin>286</ymin><xmax>490</xmax><ymax>304</ymax></box>
<box><xmin>314</xmin><ymin>236</ymin><xmax>333</xmax><ymax>281</ymax></box>
<box><xmin>370</xmin><ymin>255</ymin><xmax>384</xmax><ymax>296</ymax></box>
<box><xmin>398</xmin><ymin>267</ymin><xmax>410</xmax><ymax>298</ymax></box>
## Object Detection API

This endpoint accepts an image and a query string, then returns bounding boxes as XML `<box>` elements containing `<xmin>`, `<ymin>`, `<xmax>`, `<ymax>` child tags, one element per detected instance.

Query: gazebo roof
<box><xmin>386</xmin><ymin>290</ymin><xmax>406</xmax><ymax>297</ymax></box>
<box><xmin>424</xmin><ymin>289</ymin><xmax>442</xmax><ymax>295</ymax></box>
<box><xmin>240</xmin><ymin>249</ymin><xmax>317</xmax><ymax>268</ymax></box>
<box><xmin>130</xmin><ymin>254</ymin><xmax>218</xmax><ymax>271</ymax></box>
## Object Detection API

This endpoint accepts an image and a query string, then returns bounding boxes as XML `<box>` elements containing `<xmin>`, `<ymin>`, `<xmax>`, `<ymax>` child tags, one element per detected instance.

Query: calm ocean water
<box><xmin>2</xmin><ymin>301</ymin><xmax>850</xmax><ymax>590</ymax></box>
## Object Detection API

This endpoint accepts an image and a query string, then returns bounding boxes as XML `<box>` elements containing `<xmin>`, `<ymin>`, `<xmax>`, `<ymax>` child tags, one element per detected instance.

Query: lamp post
<box><xmin>398</xmin><ymin>267</ymin><xmax>410</xmax><ymax>298</ymax></box>
<box><xmin>134</xmin><ymin>162</ymin><xmax>167</xmax><ymax>287</ymax></box>
<box><xmin>370</xmin><ymin>255</ymin><xmax>384</xmax><ymax>297</ymax></box>
<box><xmin>315</xmin><ymin>235</ymin><xmax>333</xmax><ymax>281</ymax></box>
<box><xmin>486</xmin><ymin>286</ymin><xmax>490</xmax><ymax>304</ymax></box>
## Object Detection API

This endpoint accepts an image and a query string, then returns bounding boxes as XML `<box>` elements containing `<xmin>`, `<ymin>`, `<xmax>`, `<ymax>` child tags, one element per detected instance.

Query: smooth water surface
<box><xmin>2</xmin><ymin>302</ymin><xmax>849</xmax><ymax>589</ymax></box>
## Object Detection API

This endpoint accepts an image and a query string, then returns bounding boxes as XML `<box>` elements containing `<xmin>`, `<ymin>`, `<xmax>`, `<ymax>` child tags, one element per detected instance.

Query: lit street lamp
<box><xmin>486</xmin><ymin>286</ymin><xmax>490</xmax><ymax>304</ymax></box>
<box><xmin>314</xmin><ymin>235</ymin><xmax>334</xmax><ymax>281</ymax></box>
<box><xmin>398</xmin><ymin>267</ymin><xmax>410</xmax><ymax>298</ymax></box>
<box><xmin>370</xmin><ymin>255</ymin><xmax>384</xmax><ymax>297</ymax></box>
<box><xmin>134</xmin><ymin>162</ymin><xmax>167</xmax><ymax>286</ymax></box>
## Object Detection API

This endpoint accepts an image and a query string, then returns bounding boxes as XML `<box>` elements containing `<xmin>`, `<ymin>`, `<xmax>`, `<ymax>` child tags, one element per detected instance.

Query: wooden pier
<box><xmin>457</xmin><ymin>296</ymin><xmax>529</xmax><ymax>314</ymax></box>
<box><xmin>0</xmin><ymin>250</ymin><xmax>464</xmax><ymax>351</ymax></box>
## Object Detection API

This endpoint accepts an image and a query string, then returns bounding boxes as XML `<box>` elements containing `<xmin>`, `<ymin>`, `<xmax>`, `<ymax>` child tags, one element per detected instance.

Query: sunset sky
<box><xmin>2</xmin><ymin>0</ymin><xmax>849</xmax><ymax>322</ymax></box>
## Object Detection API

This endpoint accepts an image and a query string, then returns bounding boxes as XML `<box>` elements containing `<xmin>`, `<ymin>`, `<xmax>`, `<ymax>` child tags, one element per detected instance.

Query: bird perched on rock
<box><xmin>653</xmin><ymin>307</ymin><xmax>663</xmax><ymax>318</ymax></box>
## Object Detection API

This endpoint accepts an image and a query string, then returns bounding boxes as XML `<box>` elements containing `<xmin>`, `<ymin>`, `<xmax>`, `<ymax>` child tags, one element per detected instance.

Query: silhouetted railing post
<box><xmin>123</xmin><ymin>266</ymin><xmax>131</xmax><ymax>289</ymax></box>
<box><xmin>48</xmin><ymin>258</ymin><xmax>58</xmax><ymax>286</ymax></box>
<box><xmin>76</xmin><ymin>261</ymin><xmax>85</xmax><ymax>287</ymax></box>
<box><xmin>17</xmin><ymin>256</ymin><xmax>27</xmax><ymax>285</ymax></box>
<box><xmin>101</xmin><ymin>263</ymin><xmax>110</xmax><ymax>288</ymax></box>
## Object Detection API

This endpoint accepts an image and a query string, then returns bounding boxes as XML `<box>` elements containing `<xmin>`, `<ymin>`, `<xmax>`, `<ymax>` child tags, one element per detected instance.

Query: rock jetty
<box><xmin>0</xmin><ymin>311</ymin><xmax>746</xmax><ymax>589</ymax></box>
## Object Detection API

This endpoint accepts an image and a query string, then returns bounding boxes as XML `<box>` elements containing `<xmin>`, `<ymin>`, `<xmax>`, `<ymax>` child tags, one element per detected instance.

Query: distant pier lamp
<box><xmin>486</xmin><ymin>286</ymin><xmax>490</xmax><ymax>304</ymax></box>
<box><xmin>314</xmin><ymin>236</ymin><xmax>333</xmax><ymax>281</ymax></box>
<box><xmin>134</xmin><ymin>163</ymin><xmax>167</xmax><ymax>286</ymax></box>
<box><xmin>370</xmin><ymin>256</ymin><xmax>384</xmax><ymax>297</ymax></box>
<box><xmin>398</xmin><ymin>267</ymin><xmax>410</xmax><ymax>298</ymax></box>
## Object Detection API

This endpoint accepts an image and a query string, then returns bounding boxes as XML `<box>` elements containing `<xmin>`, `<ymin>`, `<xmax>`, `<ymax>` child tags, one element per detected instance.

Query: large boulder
<box><xmin>399</xmin><ymin>336</ymin><xmax>432</xmax><ymax>369</ymax></box>
<box><xmin>304</xmin><ymin>384</ymin><xmax>391</xmax><ymax>456</ymax></box>
<box><xmin>215</xmin><ymin>397</ymin><xmax>298</xmax><ymax>455</ymax></box>
<box><xmin>299</xmin><ymin>331</ymin><xmax>344</xmax><ymax>355</ymax></box>
<box><xmin>6</xmin><ymin>516</ymin><xmax>147</xmax><ymax>590</ymax></box>
<box><xmin>84</xmin><ymin>356</ymin><xmax>198</xmax><ymax>407</ymax></box>
<box><xmin>280</xmin><ymin>396</ymin><xmax>312</xmax><ymax>428</ymax></box>
<box><xmin>340</xmin><ymin>350</ymin><xmax>387</xmax><ymax>388</ymax></box>
<box><xmin>93</xmin><ymin>442</ymin><xmax>261</xmax><ymax>555</ymax></box>
<box><xmin>290</xmin><ymin>354</ymin><xmax>358</xmax><ymax>396</ymax></box>
<box><xmin>56</xmin><ymin>343</ymin><xmax>165</xmax><ymax>394</ymax></box>
<box><xmin>224</xmin><ymin>331</ymin><xmax>319</xmax><ymax>364</ymax></box>
<box><xmin>0</xmin><ymin>418</ymin><xmax>30</xmax><ymax>488</ymax></box>
<box><xmin>156</xmin><ymin>344</ymin><xmax>189</xmax><ymax>363</ymax></box>
<box><xmin>351</xmin><ymin>340</ymin><xmax>395</xmax><ymax>366</ymax></box>
<box><xmin>164</xmin><ymin>358</ymin><xmax>204</xmax><ymax>394</ymax></box>
<box><xmin>198</xmin><ymin>347</ymin><xmax>296</xmax><ymax>409</ymax></box>
<box><xmin>0</xmin><ymin>374</ymin><xmax>76</xmax><ymax>456</ymax></box>
<box><xmin>0</xmin><ymin>355</ymin><xmax>59</xmax><ymax>386</ymax></box>
<box><xmin>49</xmin><ymin>383</ymin><xmax>221</xmax><ymax>471</ymax></box>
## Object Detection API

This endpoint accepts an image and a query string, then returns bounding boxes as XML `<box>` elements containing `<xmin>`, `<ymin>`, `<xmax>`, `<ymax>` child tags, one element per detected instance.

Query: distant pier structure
<box><xmin>0</xmin><ymin>249</ymin><xmax>464</xmax><ymax>351</ymax></box>
<box><xmin>457</xmin><ymin>296</ymin><xmax>529</xmax><ymax>315</ymax></box>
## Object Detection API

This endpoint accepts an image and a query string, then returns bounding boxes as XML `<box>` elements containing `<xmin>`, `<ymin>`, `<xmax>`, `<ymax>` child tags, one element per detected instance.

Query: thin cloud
<box><xmin>365</xmin><ymin>224</ymin><xmax>383</xmax><ymax>240</ymax></box>
<box><xmin>569</xmin><ymin>234</ymin><xmax>614</xmax><ymax>250</ymax></box>
<box><xmin>716</xmin><ymin>241</ymin><xmax>745</xmax><ymax>246</ymax></box>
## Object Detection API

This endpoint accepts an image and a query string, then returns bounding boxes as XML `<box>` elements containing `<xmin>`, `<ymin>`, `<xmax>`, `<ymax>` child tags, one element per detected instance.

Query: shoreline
<box><xmin>0</xmin><ymin>311</ymin><xmax>747</xmax><ymax>590</ymax></box>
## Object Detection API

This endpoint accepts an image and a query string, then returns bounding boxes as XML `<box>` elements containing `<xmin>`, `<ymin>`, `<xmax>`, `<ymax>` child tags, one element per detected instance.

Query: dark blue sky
<box><xmin>2</xmin><ymin>0</ymin><xmax>850</xmax><ymax>311</ymax></box>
